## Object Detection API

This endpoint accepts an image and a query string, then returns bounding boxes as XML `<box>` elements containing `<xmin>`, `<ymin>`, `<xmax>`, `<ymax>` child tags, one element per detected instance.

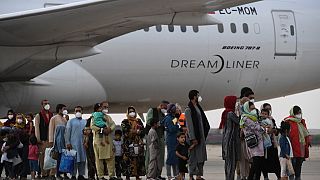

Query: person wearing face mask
<box><xmin>4</xmin><ymin>109</ymin><xmax>16</xmax><ymax>127</ymax></box>
<box><xmin>145</xmin><ymin>100</ymin><xmax>169</xmax><ymax>180</ymax></box>
<box><xmin>121</xmin><ymin>106</ymin><xmax>145</xmax><ymax>180</ymax></box>
<box><xmin>48</xmin><ymin>104</ymin><xmax>68</xmax><ymax>179</ymax></box>
<box><xmin>163</xmin><ymin>103</ymin><xmax>181</xmax><ymax>180</ymax></box>
<box><xmin>12</xmin><ymin>113</ymin><xmax>29</xmax><ymax>180</ymax></box>
<box><xmin>240</xmin><ymin>101</ymin><xmax>264</xmax><ymax>180</ymax></box>
<box><xmin>34</xmin><ymin>99</ymin><xmax>53</xmax><ymax>179</ymax></box>
<box><xmin>65</xmin><ymin>106</ymin><xmax>87</xmax><ymax>180</ymax></box>
<box><xmin>185</xmin><ymin>90</ymin><xmax>210</xmax><ymax>180</ymax></box>
<box><xmin>91</xmin><ymin>101</ymin><xmax>117</xmax><ymax>180</ymax></box>
<box><xmin>284</xmin><ymin>106</ymin><xmax>310</xmax><ymax>180</ymax></box>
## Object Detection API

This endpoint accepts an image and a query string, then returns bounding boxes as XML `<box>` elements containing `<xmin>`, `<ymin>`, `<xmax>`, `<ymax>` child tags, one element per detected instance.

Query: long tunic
<box><xmin>164</xmin><ymin>114</ymin><xmax>179</xmax><ymax>165</ymax></box>
<box><xmin>185</xmin><ymin>106</ymin><xmax>207</xmax><ymax>163</ymax></box>
<box><xmin>242</xmin><ymin>116</ymin><xmax>264</xmax><ymax>158</ymax></box>
<box><xmin>121</xmin><ymin>118</ymin><xmax>146</xmax><ymax>177</ymax></box>
<box><xmin>147</xmin><ymin>128</ymin><xmax>160</xmax><ymax>178</ymax></box>
<box><xmin>91</xmin><ymin>115</ymin><xmax>115</xmax><ymax>159</ymax></box>
<box><xmin>145</xmin><ymin>108</ymin><xmax>165</xmax><ymax>170</ymax></box>
<box><xmin>65</xmin><ymin>117</ymin><xmax>87</xmax><ymax>162</ymax></box>
<box><xmin>222</xmin><ymin>112</ymin><xmax>240</xmax><ymax>180</ymax></box>
<box><xmin>48</xmin><ymin>114</ymin><xmax>67</xmax><ymax>153</ymax></box>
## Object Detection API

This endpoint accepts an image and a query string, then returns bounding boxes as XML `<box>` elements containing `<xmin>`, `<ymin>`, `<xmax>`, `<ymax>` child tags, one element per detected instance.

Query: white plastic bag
<box><xmin>43</xmin><ymin>147</ymin><xmax>57</xmax><ymax>170</ymax></box>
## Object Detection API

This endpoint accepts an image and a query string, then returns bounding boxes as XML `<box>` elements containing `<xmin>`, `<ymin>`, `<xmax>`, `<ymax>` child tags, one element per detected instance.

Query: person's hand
<box><xmin>49</xmin><ymin>142</ymin><xmax>54</xmax><ymax>147</ymax></box>
<box><xmin>3</xmin><ymin>146</ymin><xmax>10</xmax><ymax>152</ymax></box>
<box><xmin>182</xmin><ymin>156</ymin><xmax>188</xmax><ymax>161</ymax></box>
<box><xmin>103</xmin><ymin>127</ymin><xmax>111</xmax><ymax>135</ymax></box>
<box><xmin>286</xmin><ymin>154</ymin><xmax>290</xmax><ymax>160</ymax></box>
<box><xmin>66</xmin><ymin>144</ymin><xmax>72</xmax><ymax>150</ymax></box>
<box><xmin>192</xmin><ymin>139</ymin><xmax>198</xmax><ymax>146</ymax></box>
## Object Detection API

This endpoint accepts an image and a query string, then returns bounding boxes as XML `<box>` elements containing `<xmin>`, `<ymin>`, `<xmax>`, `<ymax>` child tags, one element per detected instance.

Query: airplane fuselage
<box><xmin>0</xmin><ymin>0</ymin><xmax>320</xmax><ymax>113</ymax></box>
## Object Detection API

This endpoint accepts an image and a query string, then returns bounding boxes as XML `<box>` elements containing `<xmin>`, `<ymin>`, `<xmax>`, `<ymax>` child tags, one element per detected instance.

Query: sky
<box><xmin>85</xmin><ymin>88</ymin><xmax>320</xmax><ymax>129</ymax></box>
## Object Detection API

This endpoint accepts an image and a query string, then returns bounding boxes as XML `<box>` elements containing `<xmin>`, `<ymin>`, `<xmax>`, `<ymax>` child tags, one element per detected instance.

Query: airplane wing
<box><xmin>0</xmin><ymin>0</ymin><xmax>259</xmax><ymax>82</ymax></box>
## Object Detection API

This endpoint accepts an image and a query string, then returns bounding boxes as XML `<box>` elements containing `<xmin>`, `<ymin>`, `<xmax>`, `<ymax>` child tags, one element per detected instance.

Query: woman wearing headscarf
<box><xmin>4</xmin><ymin>109</ymin><xmax>15</xmax><ymax>127</ymax></box>
<box><xmin>163</xmin><ymin>103</ymin><xmax>181</xmax><ymax>180</ymax></box>
<box><xmin>121</xmin><ymin>106</ymin><xmax>146</xmax><ymax>180</ymax></box>
<box><xmin>240</xmin><ymin>101</ymin><xmax>264</xmax><ymax>180</ymax></box>
<box><xmin>284</xmin><ymin>106</ymin><xmax>310</xmax><ymax>180</ymax></box>
<box><xmin>221</xmin><ymin>96</ymin><xmax>240</xmax><ymax>180</ymax></box>
<box><xmin>13</xmin><ymin>113</ymin><xmax>29</xmax><ymax>179</ymax></box>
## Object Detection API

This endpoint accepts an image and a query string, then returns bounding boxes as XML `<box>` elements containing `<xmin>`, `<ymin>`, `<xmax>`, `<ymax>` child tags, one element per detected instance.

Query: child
<box><xmin>28</xmin><ymin>136</ymin><xmax>39</xmax><ymax>180</ymax></box>
<box><xmin>25</xmin><ymin>113</ymin><xmax>35</xmax><ymax>135</ymax></box>
<box><xmin>92</xmin><ymin>103</ymin><xmax>109</xmax><ymax>145</ymax></box>
<box><xmin>1</xmin><ymin>133</ymin><xmax>23</xmax><ymax>180</ymax></box>
<box><xmin>146</xmin><ymin>118</ymin><xmax>160</xmax><ymax>180</ymax></box>
<box><xmin>175</xmin><ymin>132</ymin><xmax>190</xmax><ymax>180</ymax></box>
<box><xmin>260</xmin><ymin>109</ymin><xmax>272</xmax><ymax>149</ymax></box>
<box><xmin>279</xmin><ymin>121</ymin><xmax>294</xmax><ymax>180</ymax></box>
<box><xmin>113</xmin><ymin>129</ymin><xmax>123</xmax><ymax>180</ymax></box>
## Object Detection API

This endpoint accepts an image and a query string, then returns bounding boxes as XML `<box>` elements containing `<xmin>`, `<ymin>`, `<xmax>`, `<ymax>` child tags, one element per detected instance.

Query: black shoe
<box><xmin>157</xmin><ymin>176</ymin><xmax>166</xmax><ymax>180</ymax></box>
<box><xmin>109</xmin><ymin>177</ymin><xmax>118</xmax><ymax>180</ymax></box>
<box><xmin>71</xmin><ymin>176</ymin><xmax>77</xmax><ymax>180</ymax></box>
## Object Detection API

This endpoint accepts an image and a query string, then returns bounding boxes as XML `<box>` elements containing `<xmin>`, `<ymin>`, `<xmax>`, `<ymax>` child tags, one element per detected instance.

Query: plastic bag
<box><xmin>59</xmin><ymin>149</ymin><xmax>77</xmax><ymax>173</ymax></box>
<box><xmin>44</xmin><ymin>147</ymin><xmax>57</xmax><ymax>170</ymax></box>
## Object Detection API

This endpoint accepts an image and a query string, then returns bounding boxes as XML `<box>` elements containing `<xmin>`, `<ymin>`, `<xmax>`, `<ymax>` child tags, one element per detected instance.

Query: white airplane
<box><xmin>0</xmin><ymin>0</ymin><xmax>320</xmax><ymax>115</ymax></box>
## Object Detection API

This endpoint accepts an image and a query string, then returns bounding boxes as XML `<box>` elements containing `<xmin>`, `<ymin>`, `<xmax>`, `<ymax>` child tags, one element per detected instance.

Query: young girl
<box><xmin>92</xmin><ymin>103</ymin><xmax>109</xmax><ymax>145</ymax></box>
<box><xmin>279</xmin><ymin>121</ymin><xmax>294</xmax><ymax>180</ymax></box>
<box><xmin>28</xmin><ymin>136</ymin><xmax>39</xmax><ymax>180</ymax></box>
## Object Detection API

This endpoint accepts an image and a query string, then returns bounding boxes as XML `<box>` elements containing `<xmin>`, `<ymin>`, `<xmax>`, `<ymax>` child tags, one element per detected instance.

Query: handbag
<box><xmin>245</xmin><ymin>132</ymin><xmax>258</xmax><ymax>148</ymax></box>
<box><xmin>50</xmin><ymin>148</ymin><xmax>59</xmax><ymax>160</ymax></box>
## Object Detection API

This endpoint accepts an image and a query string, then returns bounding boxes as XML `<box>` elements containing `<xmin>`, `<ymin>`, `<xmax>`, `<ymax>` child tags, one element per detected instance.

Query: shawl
<box><xmin>188</xmin><ymin>101</ymin><xmax>210</xmax><ymax>143</ymax></box>
<box><xmin>219</xmin><ymin>96</ymin><xmax>237</xmax><ymax>129</ymax></box>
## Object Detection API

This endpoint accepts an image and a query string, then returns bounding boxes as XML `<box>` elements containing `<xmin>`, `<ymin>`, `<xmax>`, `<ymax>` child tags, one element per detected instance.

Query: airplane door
<box><xmin>272</xmin><ymin>10</ymin><xmax>297</xmax><ymax>56</ymax></box>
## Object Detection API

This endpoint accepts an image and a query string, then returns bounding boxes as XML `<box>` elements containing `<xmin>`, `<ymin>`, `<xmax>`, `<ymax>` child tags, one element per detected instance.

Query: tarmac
<box><xmin>1</xmin><ymin>145</ymin><xmax>319</xmax><ymax>180</ymax></box>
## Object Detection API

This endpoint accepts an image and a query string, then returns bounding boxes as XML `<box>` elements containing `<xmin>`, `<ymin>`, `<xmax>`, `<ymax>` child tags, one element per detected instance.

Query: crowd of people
<box><xmin>221</xmin><ymin>87</ymin><xmax>311</xmax><ymax>180</ymax></box>
<box><xmin>0</xmin><ymin>89</ymin><xmax>211</xmax><ymax>180</ymax></box>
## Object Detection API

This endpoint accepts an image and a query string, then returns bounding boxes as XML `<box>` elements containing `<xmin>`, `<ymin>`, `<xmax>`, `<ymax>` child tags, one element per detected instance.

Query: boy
<box><xmin>175</xmin><ymin>132</ymin><xmax>190</xmax><ymax>180</ymax></box>
<box><xmin>279</xmin><ymin>121</ymin><xmax>294</xmax><ymax>180</ymax></box>
<box><xmin>260</xmin><ymin>109</ymin><xmax>272</xmax><ymax>149</ymax></box>
<box><xmin>113</xmin><ymin>129</ymin><xmax>123</xmax><ymax>180</ymax></box>
<box><xmin>147</xmin><ymin>118</ymin><xmax>160</xmax><ymax>180</ymax></box>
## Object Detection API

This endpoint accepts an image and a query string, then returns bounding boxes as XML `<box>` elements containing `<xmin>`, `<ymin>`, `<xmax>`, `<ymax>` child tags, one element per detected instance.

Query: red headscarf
<box><xmin>219</xmin><ymin>96</ymin><xmax>237</xmax><ymax>129</ymax></box>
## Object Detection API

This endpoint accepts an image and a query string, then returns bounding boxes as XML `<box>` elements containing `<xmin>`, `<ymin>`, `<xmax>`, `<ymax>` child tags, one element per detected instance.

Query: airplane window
<box><xmin>230</xmin><ymin>23</ymin><xmax>236</xmax><ymax>33</ymax></box>
<box><xmin>156</xmin><ymin>25</ymin><xmax>162</xmax><ymax>32</ymax></box>
<box><xmin>168</xmin><ymin>25</ymin><xmax>174</xmax><ymax>32</ymax></box>
<box><xmin>218</xmin><ymin>24</ymin><xmax>224</xmax><ymax>33</ymax></box>
<box><xmin>290</xmin><ymin>25</ymin><xmax>295</xmax><ymax>36</ymax></box>
<box><xmin>180</xmin><ymin>25</ymin><xmax>187</xmax><ymax>32</ymax></box>
<box><xmin>193</xmin><ymin>26</ymin><xmax>199</xmax><ymax>33</ymax></box>
<box><xmin>243</xmin><ymin>23</ymin><xmax>249</xmax><ymax>33</ymax></box>
<box><xmin>254</xmin><ymin>23</ymin><xmax>260</xmax><ymax>34</ymax></box>
<box><xmin>144</xmin><ymin>27</ymin><xmax>149</xmax><ymax>32</ymax></box>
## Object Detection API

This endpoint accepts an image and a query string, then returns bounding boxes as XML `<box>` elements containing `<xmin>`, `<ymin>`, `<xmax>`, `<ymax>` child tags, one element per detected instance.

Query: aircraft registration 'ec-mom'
<box><xmin>0</xmin><ymin>0</ymin><xmax>320</xmax><ymax>114</ymax></box>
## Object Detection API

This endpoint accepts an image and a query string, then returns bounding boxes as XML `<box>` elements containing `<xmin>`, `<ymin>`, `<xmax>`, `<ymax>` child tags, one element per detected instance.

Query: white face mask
<box><xmin>129</xmin><ymin>112</ymin><xmax>136</xmax><ymax>117</ymax></box>
<box><xmin>161</xmin><ymin>109</ymin><xmax>167</xmax><ymax>114</ymax></box>
<box><xmin>44</xmin><ymin>104</ymin><xmax>50</xmax><ymax>111</ymax></box>
<box><xmin>102</xmin><ymin>109</ymin><xmax>108</xmax><ymax>115</ymax></box>
<box><xmin>8</xmin><ymin>115</ymin><xmax>14</xmax><ymax>120</ymax></box>
<box><xmin>62</xmin><ymin>110</ymin><xmax>68</xmax><ymax>115</ymax></box>
<box><xmin>75</xmin><ymin>112</ymin><xmax>82</xmax><ymax>118</ymax></box>
<box><xmin>198</xmin><ymin>96</ymin><xmax>203</xmax><ymax>103</ymax></box>
<box><xmin>295</xmin><ymin>114</ymin><xmax>302</xmax><ymax>119</ymax></box>
<box><xmin>249</xmin><ymin>99</ymin><xmax>255</xmax><ymax>103</ymax></box>
<box><xmin>17</xmin><ymin>119</ymin><xmax>23</xmax><ymax>124</ymax></box>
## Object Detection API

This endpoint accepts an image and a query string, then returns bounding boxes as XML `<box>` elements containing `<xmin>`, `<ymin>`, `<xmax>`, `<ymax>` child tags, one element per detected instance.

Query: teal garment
<box><xmin>92</xmin><ymin>112</ymin><xmax>107</xmax><ymax>128</ymax></box>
